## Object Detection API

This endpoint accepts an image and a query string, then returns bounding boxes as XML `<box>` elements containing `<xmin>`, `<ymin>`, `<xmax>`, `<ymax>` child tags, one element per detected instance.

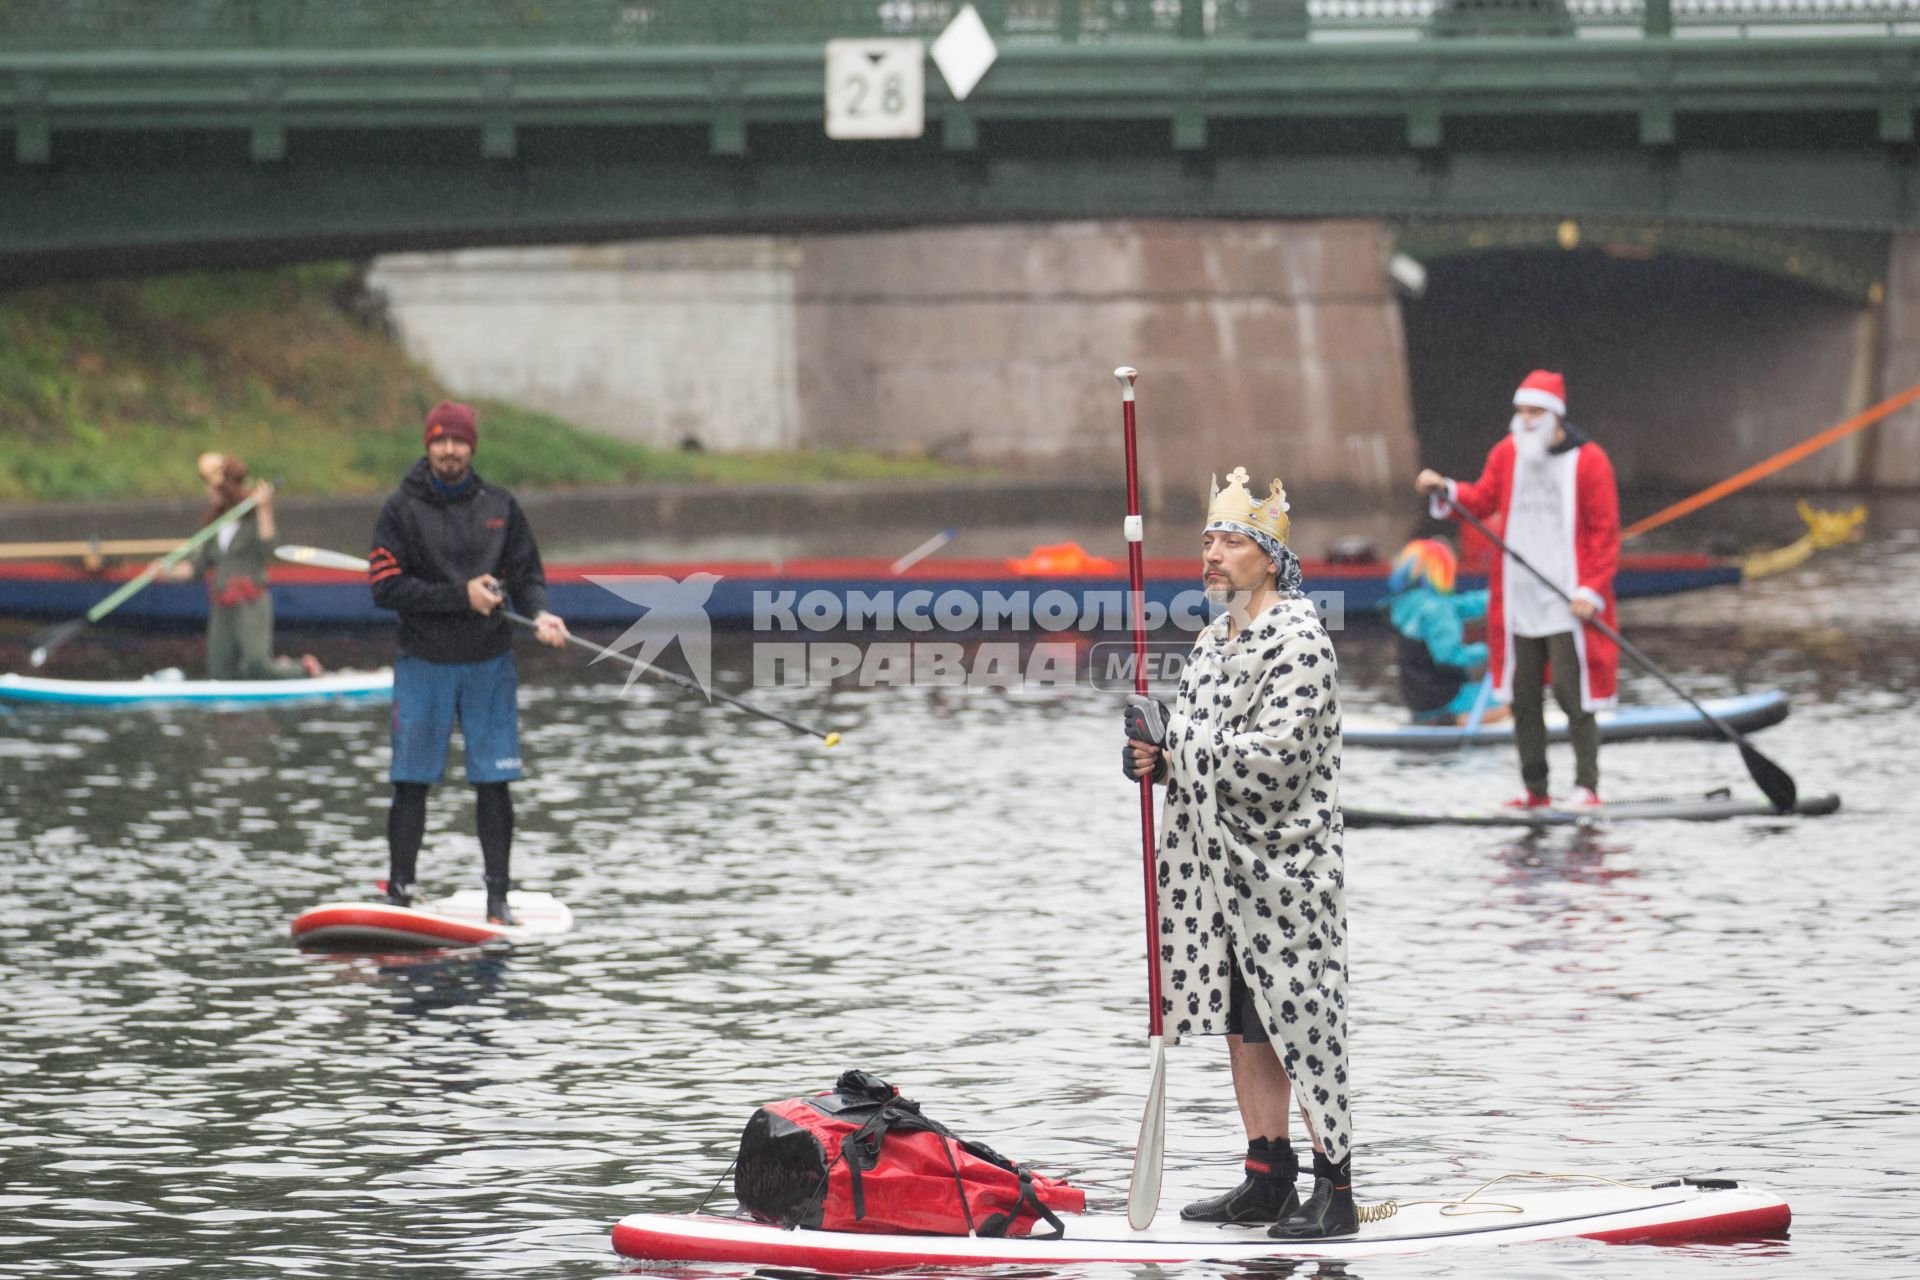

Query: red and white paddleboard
<box><xmin>612</xmin><ymin>1177</ymin><xmax>1787</xmax><ymax>1269</ymax></box>
<box><xmin>290</xmin><ymin>889</ymin><xmax>573</xmax><ymax>951</ymax></box>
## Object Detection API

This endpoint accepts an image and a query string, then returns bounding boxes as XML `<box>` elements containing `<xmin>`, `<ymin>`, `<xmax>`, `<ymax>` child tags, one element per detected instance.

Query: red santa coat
<box><xmin>1434</xmin><ymin>434</ymin><xmax>1620</xmax><ymax>711</ymax></box>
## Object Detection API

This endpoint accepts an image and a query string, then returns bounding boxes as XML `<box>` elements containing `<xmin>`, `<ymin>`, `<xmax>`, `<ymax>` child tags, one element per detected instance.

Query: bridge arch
<box><xmin>1392</xmin><ymin>219</ymin><xmax>1889</xmax><ymax>491</ymax></box>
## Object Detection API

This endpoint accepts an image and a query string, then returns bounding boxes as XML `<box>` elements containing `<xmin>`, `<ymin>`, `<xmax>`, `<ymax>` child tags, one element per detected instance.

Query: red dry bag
<box><xmin>733</xmin><ymin>1070</ymin><xmax>1085</xmax><ymax>1237</ymax></box>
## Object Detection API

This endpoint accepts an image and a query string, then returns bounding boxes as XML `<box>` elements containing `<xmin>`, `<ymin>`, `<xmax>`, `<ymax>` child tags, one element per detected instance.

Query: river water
<box><xmin>1</xmin><ymin>497</ymin><xmax>1915</xmax><ymax>1279</ymax></box>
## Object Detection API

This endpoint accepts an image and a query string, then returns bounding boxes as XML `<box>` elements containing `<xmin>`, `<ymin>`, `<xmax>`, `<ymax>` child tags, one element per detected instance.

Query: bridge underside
<box><xmin>3</xmin><ymin>36</ymin><xmax>1918</xmax><ymax>281</ymax></box>
<box><xmin>5</xmin><ymin>127</ymin><xmax>1913</xmax><ymax>284</ymax></box>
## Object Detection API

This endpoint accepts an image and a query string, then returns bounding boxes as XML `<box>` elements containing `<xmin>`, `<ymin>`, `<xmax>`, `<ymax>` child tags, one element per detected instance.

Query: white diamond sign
<box><xmin>825</xmin><ymin>39</ymin><xmax>925</xmax><ymax>140</ymax></box>
<box><xmin>931</xmin><ymin>4</ymin><xmax>997</xmax><ymax>103</ymax></box>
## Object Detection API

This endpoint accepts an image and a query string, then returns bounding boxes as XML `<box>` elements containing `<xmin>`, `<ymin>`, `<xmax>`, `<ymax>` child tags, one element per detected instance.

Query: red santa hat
<box><xmin>1512</xmin><ymin>370</ymin><xmax>1566</xmax><ymax>418</ymax></box>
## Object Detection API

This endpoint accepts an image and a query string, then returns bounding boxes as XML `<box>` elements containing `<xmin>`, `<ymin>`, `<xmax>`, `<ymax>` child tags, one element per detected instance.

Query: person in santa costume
<box><xmin>1415</xmin><ymin>370</ymin><xmax>1620</xmax><ymax>807</ymax></box>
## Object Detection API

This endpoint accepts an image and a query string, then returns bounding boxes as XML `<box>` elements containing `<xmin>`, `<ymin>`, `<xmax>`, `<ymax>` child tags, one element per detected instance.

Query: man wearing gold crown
<box><xmin>1123</xmin><ymin>467</ymin><xmax>1355</xmax><ymax>1239</ymax></box>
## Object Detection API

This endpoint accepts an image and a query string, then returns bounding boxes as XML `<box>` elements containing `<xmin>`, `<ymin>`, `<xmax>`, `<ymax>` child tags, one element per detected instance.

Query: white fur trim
<box><xmin>1573</xmin><ymin>585</ymin><xmax>1606</xmax><ymax>613</ymax></box>
<box><xmin>1513</xmin><ymin>387</ymin><xmax>1565</xmax><ymax>417</ymax></box>
<box><xmin>1567</xmin><ymin>615</ymin><xmax>1618</xmax><ymax>713</ymax></box>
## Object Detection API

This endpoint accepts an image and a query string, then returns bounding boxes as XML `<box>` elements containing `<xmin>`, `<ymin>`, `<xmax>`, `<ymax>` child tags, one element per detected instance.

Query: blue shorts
<box><xmin>390</xmin><ymin>651</ymin><xmax>524</xmax><ymax>784</ymax></box>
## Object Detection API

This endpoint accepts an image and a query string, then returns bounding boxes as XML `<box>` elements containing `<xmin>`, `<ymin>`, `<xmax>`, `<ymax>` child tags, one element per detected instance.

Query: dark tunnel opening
<box><xmin>1397</xmin><ymin>248</ymin><xmax>1874</xmax><ymax>493</ymax></box>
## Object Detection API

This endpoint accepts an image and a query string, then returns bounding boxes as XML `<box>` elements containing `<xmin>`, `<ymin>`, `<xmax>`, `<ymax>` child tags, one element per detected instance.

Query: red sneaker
<box><xmin>1564</xmin><ymin>787</ymin><xmax>1603</xmax><ymax>808</ymax></box>
<box><xmin>1503</xmin><ymin>791</ymin><xmax>1552</xmax><ymax>809</ymax></box>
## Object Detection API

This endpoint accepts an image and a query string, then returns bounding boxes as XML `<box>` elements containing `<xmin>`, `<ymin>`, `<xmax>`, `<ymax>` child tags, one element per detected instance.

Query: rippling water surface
<box><xmin>1</xmin><ymin>509</ymin><xmax>1916</xmax><ymax>1280</ymax></box>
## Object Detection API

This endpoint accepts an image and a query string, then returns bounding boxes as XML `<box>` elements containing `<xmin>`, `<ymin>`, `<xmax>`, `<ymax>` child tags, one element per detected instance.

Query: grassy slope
<box><xmin>0</xmin><ymin>263</ymin><xmax>979</xmax><ymax>502</ymax></box>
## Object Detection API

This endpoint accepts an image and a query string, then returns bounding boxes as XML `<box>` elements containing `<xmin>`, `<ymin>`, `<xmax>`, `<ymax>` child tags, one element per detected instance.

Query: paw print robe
<box><xmin>1156</xmin><ymin>594</ymin><xmax>1351</xmax><ymax>1164</ymax></box>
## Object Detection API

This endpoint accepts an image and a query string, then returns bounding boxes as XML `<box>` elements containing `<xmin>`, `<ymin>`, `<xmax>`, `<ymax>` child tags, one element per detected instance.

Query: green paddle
<box><xmin>29</xmin><ymin>490</ymin><xmax>263</xmax><ymax>668</ymax></box>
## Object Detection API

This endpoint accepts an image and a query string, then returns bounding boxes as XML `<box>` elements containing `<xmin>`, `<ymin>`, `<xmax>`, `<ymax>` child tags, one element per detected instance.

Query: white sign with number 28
<box><xmin>825</xmin><ymin>39</ymin><xmax>925</xmax><ymax>140</ymax></box>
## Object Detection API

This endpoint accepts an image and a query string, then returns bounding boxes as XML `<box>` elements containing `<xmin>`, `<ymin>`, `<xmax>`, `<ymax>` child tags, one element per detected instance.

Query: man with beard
<box><xmin>1416</xmin><ymin>370</ymin><xmax>1620</xmax><ymax>807</ymax></box>
<box><xmin>368</xmin><ymin>401</ymin><xmax>569</xmax><ymax>924</ymax></box>
<box><xmin>1123</xmin><ymin>466</ymin><xmax>1355</xmax><ymax>1239</ymax></box>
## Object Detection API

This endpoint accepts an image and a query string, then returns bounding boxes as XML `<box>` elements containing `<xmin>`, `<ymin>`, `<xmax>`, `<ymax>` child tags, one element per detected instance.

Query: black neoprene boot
<box><xmin>484</xmin><ymin>878</ymin><xmax>517</xmax><ymax>926</ymax></box>
<box><xmin>1267</xmin><ymin>1149</ymin><xmax>1357</xmax><ymax>1239</ymax></box>
<box><xmin>1180</xmin><ymin>1139</ymin><xmax>1300</xmax><ymax>1224</ymax></box>
<box><xmin>382</xmin><ymin>879</ymin><xmax>414</xmax><ymax>907</ymax></box>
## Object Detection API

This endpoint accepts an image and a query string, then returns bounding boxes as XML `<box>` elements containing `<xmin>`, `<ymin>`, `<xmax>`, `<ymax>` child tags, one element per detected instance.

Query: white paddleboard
<box><xmin>1347</xmin><ymin>790</ymin><xmax>1840</xmax><ymax>828</ymax></box>
<box><xmin>290</xmin><ymin>889</ymin><xmax>572</xmax><ymax>951</ymax></box>
<box><xmin>1343</xmin><ymin>689</ymin><xmax>1788</xmax><ymax>750</ymax></box>
<box><xmin>0</xmin><ymin>668</ymin><xmax>392</xmax><ymax>706</ymax></box>
<box><xmin>612</xmin><ymin>1176</ymin><xmax>1787</xmax><ymax>1268</ymax></box>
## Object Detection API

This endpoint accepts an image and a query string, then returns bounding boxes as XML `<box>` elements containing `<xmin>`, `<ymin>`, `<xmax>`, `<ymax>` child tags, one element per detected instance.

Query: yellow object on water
<box><xmin>823</xmin><ymin>732</ymin><xmax>841</xmax><ymax>748</ymax></box>
<box><xmin>1741</xmin><ymin>501</ymin><xmax>1866</xmax><ymax>580</ymax></box>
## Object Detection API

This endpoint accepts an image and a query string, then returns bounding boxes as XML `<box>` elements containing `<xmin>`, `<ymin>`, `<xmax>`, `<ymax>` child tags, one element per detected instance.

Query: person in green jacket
<box><xmin>163</xmin><ymin>453</ymin><xmax>321</xmax><ymax>681</ymax></box>
<box><xmin>1384</xmin><ymin>538</ymin><xmax>1506</xmax><ymax>726</ymax></box>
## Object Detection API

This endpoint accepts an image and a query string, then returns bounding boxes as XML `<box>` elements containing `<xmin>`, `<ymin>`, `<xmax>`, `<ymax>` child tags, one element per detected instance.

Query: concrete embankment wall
<box><xmin>368</xmin><ymin>221</ymin><xmax>1920</xmax><ymax>495</ymax></box>
<box><xmin>368</xmin><ymin>220</ymin><xmax>1421</xmax><ymax>511</ymax></box>
<box><xmin>0</xmin><ymin>480</ymin><xmax>1124</xmax><ymax>562</ymax></box>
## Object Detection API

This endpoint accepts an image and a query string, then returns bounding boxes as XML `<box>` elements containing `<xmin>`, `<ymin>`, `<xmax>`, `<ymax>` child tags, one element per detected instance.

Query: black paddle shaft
<box><xmin>1441</xmin><ymin>497</ymin><xmax>1796</xmax><ymax>812</ymax></box>
<box><xmin>499</xmin><ymin>609</ymin><xmax>837</xmax><ymax>743</ymax></box>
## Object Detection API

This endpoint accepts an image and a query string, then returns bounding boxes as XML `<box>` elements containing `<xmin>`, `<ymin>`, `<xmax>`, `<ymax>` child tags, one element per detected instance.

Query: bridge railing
<box><xmin>2</xmin><ymin>0</ymin><xmax>1914</xmax><ymax>51</ymax></box>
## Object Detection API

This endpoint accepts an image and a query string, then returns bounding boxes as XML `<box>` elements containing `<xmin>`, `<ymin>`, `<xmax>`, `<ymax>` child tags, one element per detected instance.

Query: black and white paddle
<box><xmin>274</xmin><ymin>545</ymin><xmax>841</xmax><ymax>746</ymax></box>
<box><xmin>1441</xmin><ymin>504</ymin><xmax>1796</xmax><ymax>813</ymax></box>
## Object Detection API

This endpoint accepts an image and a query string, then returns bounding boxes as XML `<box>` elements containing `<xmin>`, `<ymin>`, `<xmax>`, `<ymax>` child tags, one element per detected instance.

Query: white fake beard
<box><xmin>1510</xmin><ymin>413</ymin><xmax>1553</xmax><ymax>463</ymax></box>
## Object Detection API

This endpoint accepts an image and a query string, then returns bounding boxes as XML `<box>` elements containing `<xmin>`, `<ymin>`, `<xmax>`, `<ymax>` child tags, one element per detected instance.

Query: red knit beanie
<box><xmin>424</xmin><ymin>401</ymin><xmax>478</xmax><ymax>450</ymax></box>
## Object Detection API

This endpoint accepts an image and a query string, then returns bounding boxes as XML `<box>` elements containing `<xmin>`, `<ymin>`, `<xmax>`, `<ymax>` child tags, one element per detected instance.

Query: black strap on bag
<box><xmin>840</xmin><ymin>1103</ymin><xmax>915</xmax><ymax>1222</ymax></box>
<box><xmin>934</xmin><ymin>1134</ymin><xmax>981</xmax><ymax>1236</ymax></box>
<box><xmin>978</xmin><ymin>1167</ymin><xmax>1067</xmax><ymax>1240</ymax></box>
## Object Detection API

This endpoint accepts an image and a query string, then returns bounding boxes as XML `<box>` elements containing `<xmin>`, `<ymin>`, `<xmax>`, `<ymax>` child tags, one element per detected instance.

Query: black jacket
<box><xmin>369</xmin><ymin>459</ymin><xmax>551</xmax><ymax>664</ymax></box>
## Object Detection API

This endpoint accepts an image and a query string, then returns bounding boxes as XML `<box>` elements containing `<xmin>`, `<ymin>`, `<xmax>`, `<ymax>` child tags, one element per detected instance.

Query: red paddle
<box><xmin>1116</xmin><ymin>366</ymin><xmax>1167</xmax><ymax>1230</ymax></box>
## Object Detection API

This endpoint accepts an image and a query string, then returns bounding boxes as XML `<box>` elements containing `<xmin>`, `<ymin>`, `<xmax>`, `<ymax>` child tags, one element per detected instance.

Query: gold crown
<box><xmin>1207</xmin><ymin>466</ymin><xmax>1291</xmax><ymax>545</ymax></box>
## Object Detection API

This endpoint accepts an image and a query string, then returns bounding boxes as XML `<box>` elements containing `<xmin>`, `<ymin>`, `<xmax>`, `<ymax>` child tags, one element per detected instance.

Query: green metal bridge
<box><xmin>2</xmin><ymin>1</ymin><xmax>1917</xmax><ymax>278</ymax></box>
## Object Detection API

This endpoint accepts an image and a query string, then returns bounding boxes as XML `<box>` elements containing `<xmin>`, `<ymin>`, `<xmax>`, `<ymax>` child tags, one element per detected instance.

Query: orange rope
<box><xmin>1622</xmin><ymin>384</ymin><xmax>1920</xmax><ymax>541</ymax></box>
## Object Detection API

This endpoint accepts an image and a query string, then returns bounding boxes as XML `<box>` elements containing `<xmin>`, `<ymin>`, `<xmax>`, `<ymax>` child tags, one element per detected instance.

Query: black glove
<box><xmin>1121</xmin><ymin>742</ymin><xmax>1169</xmax><ymax>783</ymax></box>
<box><xmin>1124</xmin><ymin>693</ymin><xmax>1170</xmax><ymax>746</ymax></box>
<box><xmin>1123</xmin><ymin>693</ymin><xmax>1171</xmax><ymax>783</ymax></box>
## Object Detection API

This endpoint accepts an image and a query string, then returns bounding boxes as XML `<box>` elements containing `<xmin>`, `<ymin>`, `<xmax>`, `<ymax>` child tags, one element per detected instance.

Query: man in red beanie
<box><xmin>1415</xmin><ymin>371</ymin><xmax>1620</xmax><ymax>807</ymax></box>
<box><xmin>368</xmin><ymin>400</ymin><xmax>569</xmax><ymax>924</ymax></box>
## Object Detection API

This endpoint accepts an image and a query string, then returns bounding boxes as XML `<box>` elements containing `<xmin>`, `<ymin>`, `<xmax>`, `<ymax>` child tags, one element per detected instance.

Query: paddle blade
<box><xmin>275</xmin><ymin>545</ymin><xmax>371</xmax><ymax>573</ymax></box>
<box><xmin>27</xmin><ymin>617</ymin><xmax>85</xmax><ymax>668</ymax></box>
<box><xmin>1743</xmin><ymin>743</ymin><xmax>1798</xmax><ymax>813</ymax></box>
<box><xmin>1126</xmin><ymin>1036</ymin><xmax>1167</xmax><ymax>1230</ymax></box>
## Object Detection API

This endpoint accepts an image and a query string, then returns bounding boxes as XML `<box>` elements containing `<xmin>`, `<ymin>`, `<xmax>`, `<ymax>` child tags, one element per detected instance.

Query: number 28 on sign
<box><xmin>825</xmin><ymin>39</ymin><xmax>925</xmax><ymax>140</ymax></box>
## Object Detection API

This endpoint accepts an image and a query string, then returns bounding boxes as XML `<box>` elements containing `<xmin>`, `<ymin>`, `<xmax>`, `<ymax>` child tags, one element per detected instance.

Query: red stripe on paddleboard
<box><xmin>608</xmin><ymin>1222</ymin><xmax>1140</xmax><ymax>1270</ymax></box>
<box><xmin>611</xmin><ymin>1193</ymin><xmax>1793</xmax><ymax>1269</ymax></box>
<box><xmin>290</xmin><ymin>905</ymin><xmax>502</xmax><ymax>947</ymax></box>
<box><xmin>1581</xmin><ymin>1201</ymin><xmax>1791</xmax><ymax>1244</ymax></box>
